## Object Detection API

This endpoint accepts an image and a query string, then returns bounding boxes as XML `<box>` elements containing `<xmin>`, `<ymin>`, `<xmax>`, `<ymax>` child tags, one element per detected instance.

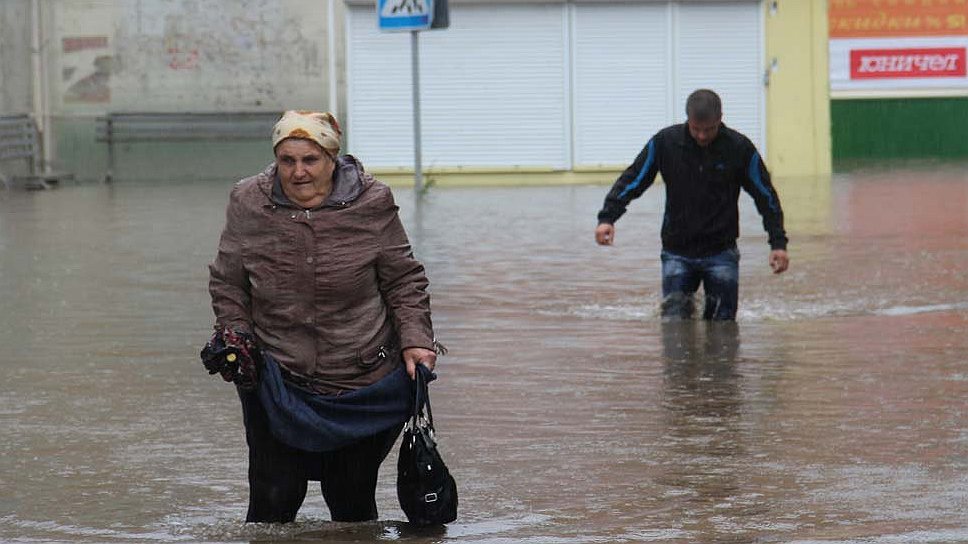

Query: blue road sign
<box><xmin>378</xmin><ymin>0</ymin><xmax>434</xmax><ymax>31</ymax></box>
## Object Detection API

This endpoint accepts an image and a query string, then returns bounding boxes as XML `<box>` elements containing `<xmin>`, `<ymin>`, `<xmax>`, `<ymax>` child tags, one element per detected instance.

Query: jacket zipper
<box><xmin>266</xmin><ymin>198</ymin><xmax>351</xmax><ymax>215</ymax></box>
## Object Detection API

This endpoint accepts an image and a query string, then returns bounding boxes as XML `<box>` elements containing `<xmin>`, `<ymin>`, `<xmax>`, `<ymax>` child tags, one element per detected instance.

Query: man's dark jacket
<box><xmin>597</xmin><ymin>123</ymin><xmax>788</xmax><ymax>258</ymax></box>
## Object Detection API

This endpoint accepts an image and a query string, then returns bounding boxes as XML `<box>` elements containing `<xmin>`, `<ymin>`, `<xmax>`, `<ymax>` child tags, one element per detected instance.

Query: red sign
<box><xmin>62</xmin><ymin>36</ymin><xmax>109</xmax><ymax>53</ymax></box>
<box><xmin>851</xmin><ymin>47</ymin><xmax>967</xmax><ymax>79</ymax></box>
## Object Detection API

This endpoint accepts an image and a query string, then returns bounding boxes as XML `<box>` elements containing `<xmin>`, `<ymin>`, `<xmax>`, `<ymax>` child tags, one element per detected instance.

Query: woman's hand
<box><xmin>402</xmin><ymin>347</ymin><xmax>437</xmax><ymax>379</ymax></box>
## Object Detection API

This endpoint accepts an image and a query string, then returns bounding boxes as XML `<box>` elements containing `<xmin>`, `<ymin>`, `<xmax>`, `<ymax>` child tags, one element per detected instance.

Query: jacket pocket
<box><xmin>243</xmin><ymin>236</ymin><xmax>296</xmax><ymax>299</ymax></box>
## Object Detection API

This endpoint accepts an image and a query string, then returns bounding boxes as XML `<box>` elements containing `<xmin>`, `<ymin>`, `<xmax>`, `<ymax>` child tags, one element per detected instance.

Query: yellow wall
<box><xmin>764</xmin><ymin>0</ymin><xmax>832</xmax><ymax>177</ymax></box>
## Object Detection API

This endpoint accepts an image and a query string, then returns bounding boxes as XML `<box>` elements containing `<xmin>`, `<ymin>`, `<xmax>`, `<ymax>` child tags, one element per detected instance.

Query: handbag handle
<box><xmin>412</xmin><ymin>365</ymin><xmax>436</xmax><ymax>431</ymax></box>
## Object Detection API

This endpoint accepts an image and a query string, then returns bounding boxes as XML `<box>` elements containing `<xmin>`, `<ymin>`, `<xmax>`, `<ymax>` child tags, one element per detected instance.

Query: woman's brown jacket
<box><xmin>209</xmin><ymin>156</ymin><xmax>434</xmax><ymax>394</ymax></box>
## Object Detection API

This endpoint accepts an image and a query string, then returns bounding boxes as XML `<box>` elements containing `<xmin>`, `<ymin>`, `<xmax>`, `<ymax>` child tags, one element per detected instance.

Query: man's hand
<box><xmin>403</xmin><ymin>347</ymin><xmax>437</xmax><ymax>379</ymax></box>
<box><xmin>769</xmin><ymin>249</ymin><xmax>789</xmax><ymax>274</ymax></box>
<box><xmin>595</xmin><ymin>223</ymin><xmax>615</xmax><ymax>246</ymax></box>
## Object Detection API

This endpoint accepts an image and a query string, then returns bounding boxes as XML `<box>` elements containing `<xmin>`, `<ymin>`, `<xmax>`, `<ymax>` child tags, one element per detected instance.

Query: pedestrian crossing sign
<box><xmin>378</xmin><ymin>0</ymin><xmax>434</xmax><ymax>31</ymax></box>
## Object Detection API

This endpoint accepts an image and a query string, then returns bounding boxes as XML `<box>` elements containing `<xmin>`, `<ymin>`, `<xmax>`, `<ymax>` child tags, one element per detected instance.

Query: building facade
<box><xmin>2</xmin><ymin>0</ymin><xmax>830</xmax><ymax>183</ymax></box>
<box><xmin>829</xmin><ymin>0</ymin><xmax>968</xmax><ymax>164</ymax></box>
<box><xmin>345</xmin><ymin>0</ymin><xmax>831</xmax><ymax>183</ymax></box>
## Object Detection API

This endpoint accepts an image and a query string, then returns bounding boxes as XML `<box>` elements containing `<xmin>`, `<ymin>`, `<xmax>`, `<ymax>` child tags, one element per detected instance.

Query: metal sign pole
<box><xmin>377</xmin><ymin>0</ymin><xmax>446</xmax><ymax>193</ymax></box>
<box><xmin>30</xmin><ymin>0</ymin><xmax>50</xmax><ymax>175</ymax></box>
<box><xmin>327</xmin><ymin>0</ymin><xmax>339</xmax><ymax>117</ymax></box>
<box><xmin>411</xmin><ymin>30</ymin><xmax>423</xmax><ymax>193</ymax></box>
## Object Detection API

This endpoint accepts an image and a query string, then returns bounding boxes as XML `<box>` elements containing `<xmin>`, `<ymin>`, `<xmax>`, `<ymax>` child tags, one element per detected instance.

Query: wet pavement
<box><xmin>0</xmin><ymin>166</ymin><xmax>966</xmax><ymax>543</ymax></box>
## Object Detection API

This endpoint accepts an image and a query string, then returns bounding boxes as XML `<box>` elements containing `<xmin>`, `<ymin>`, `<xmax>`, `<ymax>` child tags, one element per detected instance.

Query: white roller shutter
<box><xmin>346</xmin><ymin>8</ymin><xmax>413</xmax><ymax>168</ymax></box>
<box><xmin>572</xmin><ymin>2</ymin><xmax>673</xmax><ymax>167</ymax></box>
<box><xmin>572</xmin><ymin>0</ymin><xmax>765</xmax><ymax>168</ymax></box>
<box><xmin>674</xmin><ymin>1</ymin><xmax>764</xmax><ymax>153</ymax></box>
<box><xmin>346</xmin><ymin>4</ymin><xmax>569</xmax><ymax>170</ymax></box>
<box><xmin>347</xmin><ymin>1</ymin><xmax>764</xmax><ymax>172</ymax></box>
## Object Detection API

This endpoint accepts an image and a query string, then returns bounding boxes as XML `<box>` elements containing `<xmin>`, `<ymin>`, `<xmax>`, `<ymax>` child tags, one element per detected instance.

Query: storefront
<box><xmin>12</xmin><ymin>0</ymin><xmax>829</xmax><ymax>183</ymax></box>
<box><xmin>345</xmin><ymin>0</ymin><xmax>831</xmax><ymax>181</ymax></box>
<box><xmin>829</xmin><ymin>0</ymin><xmax>968</xmax><ymax>164</ymax></box>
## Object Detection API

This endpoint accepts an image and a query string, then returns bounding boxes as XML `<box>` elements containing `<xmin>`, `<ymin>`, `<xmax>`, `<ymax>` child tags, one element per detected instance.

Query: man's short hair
<box><xmin>686</xmin><ymin>89</ymin><xmax>722</xmax><ymax>122</ymax></box>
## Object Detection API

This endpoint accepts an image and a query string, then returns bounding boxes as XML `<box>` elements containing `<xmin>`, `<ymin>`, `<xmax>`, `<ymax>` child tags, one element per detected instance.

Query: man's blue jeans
<box><xmin>661</xmin><ymin>247</ymin><xmax>740</xmax><ymax>321</ymax></box>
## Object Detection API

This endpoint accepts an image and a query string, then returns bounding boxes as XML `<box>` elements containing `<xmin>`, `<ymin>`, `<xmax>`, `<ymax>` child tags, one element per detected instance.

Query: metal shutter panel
<box><xmin>674</xmin><ymin>1</ymin><xmax>765</xmax><ymax>153</ymax></box>
<box><xmin>346</xmin><ymin>8</ymin><xmax>413</xmax><ymax>167</ymax></box>
<box><xmin>347</xmin><ymin>3</ymin><xmax>569</xmax><ymax>169</ymax></box>
<box><xmin>572</xmin><ymin>2</ymin><xmax>672</xmax><ymax>168</ymax></box>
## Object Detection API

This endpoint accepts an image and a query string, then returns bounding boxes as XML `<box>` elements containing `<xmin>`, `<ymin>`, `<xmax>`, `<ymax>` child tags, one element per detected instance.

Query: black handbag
<box><xmin>397</xmin><ymin>366</ymin><xmax>458</xmax><ymax>526</ymax></box>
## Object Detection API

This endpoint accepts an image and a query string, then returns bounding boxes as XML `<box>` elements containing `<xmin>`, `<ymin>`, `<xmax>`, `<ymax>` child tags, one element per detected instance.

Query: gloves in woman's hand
<box><xmin>200</xmin><ymin>327</ymin><xmax>260</xmax><ymax>390</ymax></box>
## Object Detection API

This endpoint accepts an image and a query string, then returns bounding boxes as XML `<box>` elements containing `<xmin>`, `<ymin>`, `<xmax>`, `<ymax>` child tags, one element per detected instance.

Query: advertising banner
<box><xmin>830</xmin><ymin>0</ymin><xmax>968</xmax><ymax>95</ymax></box>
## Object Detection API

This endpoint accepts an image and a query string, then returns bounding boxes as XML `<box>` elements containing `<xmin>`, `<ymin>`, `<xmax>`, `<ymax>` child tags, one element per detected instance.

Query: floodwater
<box><xmin>0</xmin><ymin>166</ymin><xmax>966</xmax><ymax>543</ymax></box>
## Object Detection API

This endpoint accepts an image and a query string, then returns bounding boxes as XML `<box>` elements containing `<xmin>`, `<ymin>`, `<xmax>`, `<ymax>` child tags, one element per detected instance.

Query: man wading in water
<box><xmin>595</xmin><ymin>89</ymin><xmax>789</xmax><ymax>320</ymax></box>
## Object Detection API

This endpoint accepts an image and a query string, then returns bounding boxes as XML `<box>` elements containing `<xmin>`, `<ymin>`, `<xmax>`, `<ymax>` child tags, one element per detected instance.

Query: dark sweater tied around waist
<box><xmin>257</xmin><ymin>352</ymin><xmax>425</xmax><ymax>452</ymax></box>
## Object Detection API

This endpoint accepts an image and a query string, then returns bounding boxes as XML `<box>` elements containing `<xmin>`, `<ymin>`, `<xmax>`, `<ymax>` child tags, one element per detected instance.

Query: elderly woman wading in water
<box><xmin>204</xmin><ymin>110</ymin><xmax>439</xmax><ymax>523</ymax></box>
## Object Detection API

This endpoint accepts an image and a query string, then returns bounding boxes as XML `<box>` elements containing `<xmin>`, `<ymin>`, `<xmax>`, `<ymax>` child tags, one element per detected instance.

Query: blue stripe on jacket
<box><xmin>618</xmin><ymin>139</ymin><xmax>656</xmax><ymax>200</ymax></box>
<box><xmin>747</xmin><ymin>152</ymin><xmax>778</xmax><ymax>213</ymax></box>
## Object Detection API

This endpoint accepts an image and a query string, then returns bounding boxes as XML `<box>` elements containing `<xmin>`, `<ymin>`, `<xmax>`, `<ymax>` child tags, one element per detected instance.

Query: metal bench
<box><xmin>0</xmin><ymin>114</ymin><xmax>39</xmax><ymax>189</ymax></box>
<box><xmin>95</xmin><ymin>112</ymin><xmax>279</xmax><ymax>181</ymax></box>
<box><xmin>0</xmin><ymin>114</ymin><xmax>74</xmax><ymax>190</ymax></box>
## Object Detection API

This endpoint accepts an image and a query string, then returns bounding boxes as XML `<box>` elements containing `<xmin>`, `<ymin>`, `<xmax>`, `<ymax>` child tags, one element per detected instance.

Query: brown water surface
<box><xmin>0</xmin><ymin>168</ymin><xmax>966</xmax><ymax>543</ymax></box>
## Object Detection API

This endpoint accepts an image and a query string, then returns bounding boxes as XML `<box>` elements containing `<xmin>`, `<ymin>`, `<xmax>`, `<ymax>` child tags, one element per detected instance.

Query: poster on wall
<box><xmin>110</xmin><ymin>0</ymin><xmax>327</xmax><ymax>111</ymax></box>
<box><xmin>62</xmin><ymin>36</ymin><xmax>112</xmax><ymax>103</ymax></box>
<box><xmin>53</xmin><ymin>0</ymin><xmax>327</xmax><ymax>112</ymax></box>
<box><xmin>55</xmin><ymin>1</ymin><xmax>117</xmax><ymax>110</ymax></box>
<box><xmin>829</xmin><ymin>0</ymin><xmax>968</xmax><ymax>96</ymax></box>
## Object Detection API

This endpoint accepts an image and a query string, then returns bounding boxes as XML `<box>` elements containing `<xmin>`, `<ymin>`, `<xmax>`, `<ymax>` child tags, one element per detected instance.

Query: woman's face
<box><xmin>275</xmin><ymin>138</ymin><xmax>336</xmax><ymax>208</ymax></box>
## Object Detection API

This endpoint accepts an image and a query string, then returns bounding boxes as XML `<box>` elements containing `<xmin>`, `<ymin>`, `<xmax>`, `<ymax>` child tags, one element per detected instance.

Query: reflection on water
<box><xmin>1</xmin><ymin>168</ymin><xmax>967</xmax><ymax>543</ymax></box>
<box><xmin>658</xmin><ymin>322</ymin><xmax>745</xmax><ymax>544</ymax></box>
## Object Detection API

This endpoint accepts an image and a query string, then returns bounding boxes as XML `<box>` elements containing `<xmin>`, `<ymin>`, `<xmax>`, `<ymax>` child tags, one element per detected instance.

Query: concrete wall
<box><xmin>764</xmin><ymin>0</ymin><xmax>832</xmax><ymax>178</ymax></box>
<box><xmin>48</xmin><ymin>0</ymin><xmax>338</xmax><ymax>181</ymax></box>
<box><xmin>0</xmin><ymin>0</ymin><xmax>33</xmax><ymax>115</ymax></box>
<box><xmin>51</xmin><ymin>0</ymin><xmax>331</xmax><ymax>115</ymax></box>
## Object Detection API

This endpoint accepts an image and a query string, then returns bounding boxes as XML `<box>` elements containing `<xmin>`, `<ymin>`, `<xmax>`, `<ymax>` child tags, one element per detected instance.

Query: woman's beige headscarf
<box><xmin>271</xmin><ymin>110</ymin><xmax>341</xmax><ymax>158</ymax></box>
